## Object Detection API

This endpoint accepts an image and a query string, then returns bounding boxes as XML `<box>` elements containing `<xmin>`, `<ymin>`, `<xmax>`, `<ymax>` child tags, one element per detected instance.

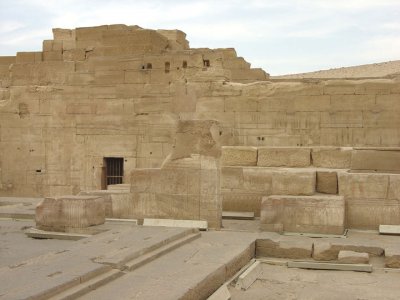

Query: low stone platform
<box><xmin>260</xmin><ymin>194</ymin><xmax>345</xmax><ymax>235</ymax></box>
<box><xmin>36</xmin><ymin>195</ymin><xmax>105</xmax><ymax>232</ymax></box>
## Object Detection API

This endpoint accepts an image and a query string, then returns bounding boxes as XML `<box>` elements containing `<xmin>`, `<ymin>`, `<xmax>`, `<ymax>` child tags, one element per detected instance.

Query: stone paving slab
<box><xmin>80</xmin><ymin>231</ymin><xmax>259</xmax><ymax>300</ymax></box>
<box><xmin>0</xmin><ymin>197</ymin><xmax>42</xmax><ymax>219</ymax></box>
<box><xmin>0</xmin><ymin>225</ymin><xmax>193</xmax><ymax>299</ymax></box>
<box><xmin>0</xmin><ymin>219</ymin><xmax>72</xmax><ymax>268</ymax></box>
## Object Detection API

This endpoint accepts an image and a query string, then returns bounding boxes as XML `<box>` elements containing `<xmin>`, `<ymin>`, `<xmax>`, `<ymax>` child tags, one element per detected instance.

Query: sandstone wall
<box><xmin>0</xmin><ymin>24</ymin><xmax>399</xmax><ymax>197</ymax></box>
<box><xmin>222</xmin><ymin>146</ymin><xmax>400</xmax><ymax>230</ymax></box>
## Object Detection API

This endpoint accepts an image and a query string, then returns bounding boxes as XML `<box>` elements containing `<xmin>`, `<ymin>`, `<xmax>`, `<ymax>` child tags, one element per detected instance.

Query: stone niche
<box><xmin>130</xmin><ymin>119</ymin><xmax>222</xmax><ymax>228</ymax></box>
<box><xmin>35</xmin><ymin>195</ymin><xmax>105</xmax><ymax>232</ymax></box>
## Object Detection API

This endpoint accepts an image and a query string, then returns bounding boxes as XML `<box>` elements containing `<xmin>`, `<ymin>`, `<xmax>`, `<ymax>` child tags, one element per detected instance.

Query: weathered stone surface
<box><xmin>256</xmin><ymin>238</ymin><xmax>313</xmax><ymax>259</ymax></box>
<box><xmin>385</xmin><ymin>248</ymin><xmax>400</xmax><ymax>268</ymax></box>
<box><xmin>257</xmin><ymin>147</ymin><xmax>311</xmax><ymax>167</ymax></box>
<box><xmin>260</xmin><ymin>195</ymin><xmax>345</xmax><ymax>235</ymax></box>
<box><xmin>338</xmin><ymin>172</ymin><xmax>389</xmax><ymax>200</ymax></box>
<box><xmin>221</xmin><ymin>146</ymin><xmax>257</xmax><ymax>166</ymax></box>
<box><xmin>131</xmin><ymin>120</ymin><xmax>222</xmax><ymax>228</ymax></box>
<box><xmin>347</xmin><ymin>199</ymin><xmax>400</xmax><ymax>229</ymax></box>
<box><xmin>35</xmin><ymin>195</ymin><xmax>105</xmax><ymax>232</ymax></box>
<box><xmin>79</xmin><ymin>190</ymin><xmax>132</xmax><ymax>219</ymax></box>
<box><xmin>78</xmin><ymin>191</ymin><xmax>112</xmax><ymax>217</ymax></box>
<box><xmin>311</xmin><ymin>147</ymin><xmax>352</xmax><ymax>168</ymax></box>
<box><xmin>351</xmin><ymin>149</ymin><xmax>400</xmax><ymax>172</ymax></box>
<box><xmin>338</xmin><ymin>250</ymin><xmax>369</xmax><ymax>264</ymax></box>
<box><xmin>221</xmin><ymin>168</ymin><xmax>314</xmax><ymax>216</ymax></box>
<box><xmin>271</xmin><ymin>169</ymin><xmax>316</xmax><ymax>195</ymax></box>
<box><xmin>338</xmin><ymin>171</ymin><xmax>400</xmax><ymax>229</ymax></box>
<box><xmin>313</xmin><ymin>241</ymin><xmax>384</xmax><ymax>261</ymax></box>
<box><xmin>316</xmin><ymin>171</ymin><xmax>338</xmax><ymax>194</ymax></box>
<box><xmin>313</xmin><ymin>242</ymin><xmax>338</xmax><ymax>261</ymax></box>
<box><xmin>169</xmin><ymin>119</ymin><xmax>221</xmax><ymax>160</ymax></box>
<box><xmin>388</xmin><ymin>175</ymin><xmax>400</xmax><ymax>200</ymax></box>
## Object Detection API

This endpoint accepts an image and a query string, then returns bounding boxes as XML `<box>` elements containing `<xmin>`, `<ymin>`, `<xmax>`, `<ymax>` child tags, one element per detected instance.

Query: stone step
<box><xmin>94</xmin><ymin>228</ymin><xmax>199</xmax><ymax>268</ymax></box>
<box><xmin>222</xmin><ymin>211</ymin><xmax>255</xmax><ymax>220</ymax></box>
<box><xmin>124</xmin><ymin>231</ymin><xmax>201</xmax><ymax>271</ymax></box>
<box><xmin>48</xmin><ymin>232</ymin><xmax>201</xmax><ymax>300</ymax></box>
<box><xmin>107</xmin><ymin>184</ymin><xmax>130</xmax><ymax>191</ymax></box>
<box><xmin>379</xmin><ymin>225</ymin><xmax>400</xmax><ymax>235</ymax></box>
<box><xmin>0</xmin><ymin>226</ymin><xmax>195</xmax><ymax>300</ymax></box>
<box><xmin>48</xmin><ymin>269</ymin><xmax>124</xmax><ymax>300</ymax></box>
<box><xmin>143</xmin><ymin>218</ymin><xmax>208</xmax><ymax>230</ymax></box>
<box><xmin>79</xmin><ymin>231</ymin><xmax>258</xmax><ymax>300</ymax></box>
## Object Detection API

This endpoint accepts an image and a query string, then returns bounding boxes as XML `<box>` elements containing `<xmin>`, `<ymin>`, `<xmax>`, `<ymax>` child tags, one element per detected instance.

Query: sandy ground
<box><xmin>272</xmin><ymin>60</ymin><xmax>400</xmax><ymax>79</ymax></box>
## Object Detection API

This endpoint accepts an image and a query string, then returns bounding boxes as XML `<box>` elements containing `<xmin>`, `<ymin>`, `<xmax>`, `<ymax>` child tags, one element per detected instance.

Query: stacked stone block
<box><xmin>221</xmin><ymin>146</ymin><xmax>400</xmax><ymax>232</ymax></box>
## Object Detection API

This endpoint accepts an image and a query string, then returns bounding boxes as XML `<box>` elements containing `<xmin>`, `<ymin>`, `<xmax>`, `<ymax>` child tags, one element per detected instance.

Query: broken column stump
<box><xmin>35</xmin><ymin>195</ymin><xmax>105</xmax><ymax>232</ymax></box>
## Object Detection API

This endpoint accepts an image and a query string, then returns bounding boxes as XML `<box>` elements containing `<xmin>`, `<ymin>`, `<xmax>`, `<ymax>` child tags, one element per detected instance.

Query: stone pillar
<box><xmin>131</xmin><ymin>120</ymin><xmax>222</xmax><ymax>228</ymax></box>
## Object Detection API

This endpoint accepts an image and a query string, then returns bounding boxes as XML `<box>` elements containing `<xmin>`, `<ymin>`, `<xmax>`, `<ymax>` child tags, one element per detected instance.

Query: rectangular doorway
<box><xmin>104</xmin><ymin>157</ymin><xmax>124</xmax><ymax>188</ymax></box>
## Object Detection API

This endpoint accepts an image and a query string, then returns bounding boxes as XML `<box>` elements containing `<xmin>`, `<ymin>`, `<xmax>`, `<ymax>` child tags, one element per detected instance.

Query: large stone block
<box><xmin>316</xmin><ymin>171</ymin><xmax>338</xmax><ymax>194</ymax></box>
<box><xmin>256</xmin><ymin>239</ymin><xmax>313</xmax><ymax>259</ymax></box>
<box><xmin>221</xmin><ymin>167</ymin><xmax>243</xmax><ymax>189</ymax></box>
<box><xmin>35</xmin><ymin>195</ymin><xmax>105</xmax><ymax>232</ymax></box>
<box><xmin>313</xmin><ymin>241</ymin><xmax>384</xmax><ymax>261</ymax></box>
<box><xmin>222</xmin><ymin>192</ymin><xmax>263</xmax><ymax>216</ymax></box>
<box><xmin>338</xmin><ymin>250</ymin><xmax>369</xmax><ymax>264</ymax></box>
<box><xmin>311</xmin><ymin>147</ymin><xmax>352</xmax><ymax>168</ymax></box>
<box><xmin>346</xmin><ymin>198</ymin><xmax>400</xmax><ymax>229</ymax></box>
<box><xmin>385</xmin><ymin>248</ymin><xmax>400</xmax><ymax>268</ymax></box>
<box><xmin>243</xmin><ymin>167</ymin><xmax>273</xmax><ymax>192</ymax></box>
<box><xmin>79</xmin><ymin>190</ymin><xmax>132</xmax><ymax>219</ymax></box>
<box><xmin>271</xmin><ymin>169</ymin><xmax>316</xmax><ymax>195</ymax></box>
<box><xmin>78</xmin><ymin>191</ymin><xmax>112</xmax><ymax>217</ymax></box>
<box><xmin>221</xmin><ymin>146</ymin><xmax>257</xmax><ymax>166</ymax></box>
<box><xmin>351</xmin><ymin>149</ymin><xmax>400</xmax><ymax>172</ymax></box>
<box><xmin>260</xmin><ymin>195</ymin><xmax>345</xmax><ymax>234</ymax></box>
<box><xmin>257</xmin><ymin>147</ymin><xmax>310</xmax><ymax>167</ymax></box>
<box><xmin>338</xmin><ymin>172</ymin><xmax>389</xmax><ymax>199</ymax></box>
<box><xmin>388</xmin><ymin>175</ymin><xmax>400</xmax><ymax>200</ymax></box>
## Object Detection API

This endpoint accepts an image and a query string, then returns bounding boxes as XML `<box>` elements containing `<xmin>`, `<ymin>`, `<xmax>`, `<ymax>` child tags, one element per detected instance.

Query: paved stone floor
<box><xmin>0</xmin><ymin>218</ymin><xmax>72</xmax><ymax>268</ymax></box>
<box><xmin>1</xmin><ymin>197</ymin><xmax>400</xmax><ymax>299</ymax></box>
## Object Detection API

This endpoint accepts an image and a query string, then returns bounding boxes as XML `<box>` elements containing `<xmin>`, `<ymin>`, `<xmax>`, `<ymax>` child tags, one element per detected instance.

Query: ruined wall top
<box><xmin>51</xmin><ymin>24</ymin><xmax>190</xmax><ymax>53</ymax></box>
<box><xmin>0</xmin><ymin>24</ymin><xmax>269</xmax><ymax>86</ymax></box>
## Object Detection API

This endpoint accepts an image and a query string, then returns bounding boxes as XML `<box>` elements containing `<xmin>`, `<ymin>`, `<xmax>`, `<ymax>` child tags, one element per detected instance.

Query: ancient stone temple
<box><xmin>1</xmin><ymin>24</ymin><xmax>400</xmax><ymax>300</ymax></box>
<box><xmin>0</xmin><ymin>24</ymin><xmax>400</xmax><ymax>231</ymax></box>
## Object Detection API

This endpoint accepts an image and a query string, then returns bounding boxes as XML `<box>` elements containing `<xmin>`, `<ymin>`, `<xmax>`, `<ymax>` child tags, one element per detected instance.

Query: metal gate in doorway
<box><xmin>104</xmin><ymin>157</ymin><xmax>124</xmax><ymax>186</ymax></box>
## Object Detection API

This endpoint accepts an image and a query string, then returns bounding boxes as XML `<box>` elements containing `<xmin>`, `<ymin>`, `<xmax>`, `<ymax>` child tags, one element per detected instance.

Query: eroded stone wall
<box><xmin>0</xmin><ymin>24</ymin><xmax>399</xmax><ymax>197</ymax></box>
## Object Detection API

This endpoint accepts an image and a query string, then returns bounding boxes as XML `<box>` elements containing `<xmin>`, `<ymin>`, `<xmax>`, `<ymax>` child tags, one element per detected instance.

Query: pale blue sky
<box><xmin>0</xmin><ymin>0</ymin><xmax>399</xmax><ymax>75</ymax></box>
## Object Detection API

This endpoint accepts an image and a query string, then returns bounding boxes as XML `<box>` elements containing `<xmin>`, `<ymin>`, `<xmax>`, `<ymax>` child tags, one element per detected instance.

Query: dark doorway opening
<box><xmin>104</xmin><ymin>157</ymin><xmax>124</xmax><ymax>187</ymax></box>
